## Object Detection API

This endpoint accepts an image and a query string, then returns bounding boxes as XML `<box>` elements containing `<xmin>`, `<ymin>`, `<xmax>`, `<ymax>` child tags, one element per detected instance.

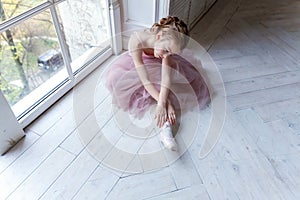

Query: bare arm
<box><xmin>131</xmin><ymin>51</ymin><xmax>166</xmax><ymax>127</ymax></box>
<box><xmin>129</xmin><ymin>34</ymin><xmax>174</xmax><ymax>127</ymax></box>
<box><xmin>158</xmin><ymin>55</ymin><xmax>176</xmax><ymax>126</ymax></box>
<box><xmin>132</xmin><ymin>50</ymin><xmax>161</xmax><ymax>101</ymax></box>
<box><xmin>129</xmin><ymin>33</ymin><xmax>161</xmax><ymax>101</ymax></box>
<box><xmin>158</xmin><ymin>55</ymin><xmax>172</xmax><ymax>106</ymax></box>
<box><xmin>129</xmin><ymin>41</ymin><xmax>172</xmax><ymax>102</ymax></box>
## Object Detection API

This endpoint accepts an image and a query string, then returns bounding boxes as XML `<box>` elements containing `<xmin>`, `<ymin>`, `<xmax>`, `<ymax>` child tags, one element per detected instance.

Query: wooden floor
<box><xmin>1</xmin><ymin>0</ymin><xmax>300</xmax><ymax>199</ymax></box>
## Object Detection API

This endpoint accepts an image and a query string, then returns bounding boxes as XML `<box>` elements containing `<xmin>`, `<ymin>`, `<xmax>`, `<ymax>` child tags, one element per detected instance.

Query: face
<box><xmin>153</xmin><ymin>36</ymin><xmax>180</xmax><ymax>59</ymax></box>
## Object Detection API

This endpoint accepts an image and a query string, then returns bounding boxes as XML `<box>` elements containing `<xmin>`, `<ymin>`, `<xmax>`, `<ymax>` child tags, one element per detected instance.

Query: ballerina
<box><xmin>105</xmin><ymin>16</ymin><xmax>210</xmax><ymax>150</ymax></box>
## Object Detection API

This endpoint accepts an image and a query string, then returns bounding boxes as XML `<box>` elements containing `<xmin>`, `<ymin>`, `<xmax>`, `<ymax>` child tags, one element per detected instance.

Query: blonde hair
<box><xmin>151</xmin><ymin>16</ymin><xmax>189</xmax><ymax>49</ymax></box>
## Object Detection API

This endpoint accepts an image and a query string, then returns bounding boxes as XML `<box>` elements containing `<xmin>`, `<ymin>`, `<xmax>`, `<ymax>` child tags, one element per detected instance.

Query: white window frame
<box><xmin>0</xmin><ymin>0</ymin><xmax>122</xmax><ymax>128</ymax></box>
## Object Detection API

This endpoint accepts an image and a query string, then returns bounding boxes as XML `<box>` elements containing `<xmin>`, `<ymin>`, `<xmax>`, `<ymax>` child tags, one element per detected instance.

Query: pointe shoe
<box><xmin>160</xmin><ymin>122</ymin><xmax>177</xmax><ymax>151</ymax></box>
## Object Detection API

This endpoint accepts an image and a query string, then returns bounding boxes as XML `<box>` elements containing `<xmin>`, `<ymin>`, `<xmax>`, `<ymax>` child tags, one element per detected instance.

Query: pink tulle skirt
<box><xmin>105</xmin><ymin>50</ymin><xmax>210</xmax><ymax>118</ymax></box>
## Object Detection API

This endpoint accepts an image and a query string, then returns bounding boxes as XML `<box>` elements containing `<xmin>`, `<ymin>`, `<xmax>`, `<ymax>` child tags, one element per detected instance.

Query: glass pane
<box><xmin>55</xmin><ymin>0</ymin><xmax>110</xmax><ymax>72</ymax></box>
<box><xmin>0</xmin><ymin>9</ymin><xmax>68</xmax><ymax>117</ymax></box>
<box><xmin>0</xmin><ymin>0</ymin><xmax>47</xmax><ymax>24</ymax></box>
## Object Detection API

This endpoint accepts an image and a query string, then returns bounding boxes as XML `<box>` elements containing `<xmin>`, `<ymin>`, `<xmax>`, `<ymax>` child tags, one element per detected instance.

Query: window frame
<box><xmin>0</xmin><ymin>0</ymin><xmax>115</xmax><ymax>128</ymax></box>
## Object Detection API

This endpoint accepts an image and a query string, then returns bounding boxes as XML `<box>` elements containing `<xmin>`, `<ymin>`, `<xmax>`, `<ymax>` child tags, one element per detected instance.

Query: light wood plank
<box><xmin>7</xmin><ymin>148</ymin><xmax>75</xmax><ymax>200</ymax></box>
<box><xmin>214</xmin><ymin>55</ymin><xmax>268</xmax><ymax>70</ymax></box>
<box><xmin>106</xmin><ymin>168</ymin><xmax>176</xmax><ymax>200</ymax></box>
<box><xmin>208</xmin><ymin>48</ymin><xmax>244</xmax><ymax>61</ymax></box>
<box><xmin>73</xmin><ymin>166</ymin><xmax>119</xmax><ymax>200</ymax></box>
<box><xmin>39</xmin><ymin>150</ymin><xmax>98</xmax><ymax>200</ymax></box>
<box><xmin>282</xmin><ymin>113</ymin><xmax>300</xmax><ymax>132</ymax></box>
<box><xmin>25</xmin><ymin>92</ymin><xmax>73</xmax><ymax>135</ymax></box>
<box><xmin>121</xmin><ymin>155</ymin><xmax>144</xmax><ymax>176</ymax></box>
<box><xmin>0</xmin><ymin>131</ymin><xmax>39</xmax><ymax>174</ymax></box>
<box><xmin>236</xmin><ymin>109</ymin><xmax>300</xmax><ymax>156</ymax></box>
<box><xmin>85</xmin><ymin>117</ymin><xmax>123</xmax><ymax>164</ymax></box>
<box><xmin>72</xmin><ymin>64</ymin><xmax>108</xmax><ymax>124</ymax></box>
<box><xmin>228</xmin><ymin>82</ymin><xmax>300</xmax><ymax>111</ymax></box>
<box><xmin>190</xmin><ymin>0</ymin><xmax>241</xmax><ymax>49</ymax></box>
<box><xmin>59</xmin><ymin>130</ymin><xmax>85</xmax><ymax>156</ymax></box>
<box><xmin>192</xmin><ymin>107</ymin><xmax>259</xmax><ymax>162</ymax></box>
<box><xmin>167</xmin><ymin>151</ymin><xmax>203</xmax><ymax>189</ymax></box>
<box><xmin>268</xmin><ymin>35</ymin><xmax>300</xmax><ymax>63</ymax></box>
<box><xmin>230</xmin><ymin>19</ymin><xmax>300</xmax><ymax>70</ymax></box>
<box><xmin>147</xmin><ymin>184</ymin><xmax>210</xmax><ymax>200</ymax></box>
<box><xmin>60</xmin><ymin>95</ymin><xmax>115</xmax><ymax>156</ymax></box>
<box><xmin>138</xmin><ymin>135</ymin><xmax>168</xmax><ymax>173</ymax></box>
<box><xmin>261</xmin><ymin>17</ymin><xmax>300</xmax><ymax>28</ymax></box>
<box><xmin>267</xmin><ymin>27</ymin><xmax>300</xmax><ymax>56</ymax></box>
<box><xmin>101</xmin><ymin>134</ymin><xmax>146</xmax><ymax>174</ymax></box>
<box><xmin>254</xmin><ymin>97</ymin><xmax>300</xmax><ymax>122</ymax></box>
<box><xmin>190</xmin><ymin>108</ymin><xmax>297</xmax><ymax>199</ymax></box>
<box><xmin>220</xmin><ymin>64</ymin><xmax>287</xmax><ymax>83</ymax></box>
<box><xmin>195</xmin><ymin>142</ymin><xmax>294</xmax><ymax>200</ymax></box>
<box><xmin>267</xmin><ymin>153</ymin><xmax>300</xmax><ymax>197</ymax></box>
<box><xmin>0</xmin><ymin>111</ymin><xmax>76</xmax><ymax>199</ymax></box>
<box><xmin>225</xmin><ymin>70</ymin><xmax>300</xmax><ymax>96</ymax></box>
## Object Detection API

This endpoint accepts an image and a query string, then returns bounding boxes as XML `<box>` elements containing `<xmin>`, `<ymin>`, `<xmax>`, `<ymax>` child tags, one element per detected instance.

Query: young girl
<box><xmin>105</xmin><ymin>16</ymin><xmax>210</xmax><ymax>150</ymax></box>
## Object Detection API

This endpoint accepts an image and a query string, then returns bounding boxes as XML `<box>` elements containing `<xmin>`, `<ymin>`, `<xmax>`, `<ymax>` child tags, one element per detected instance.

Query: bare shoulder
<box><xmin>128</xmin><ymin>32</ymin><xmax>142</xmax><ymax>53</ymax></box>
<box><xmin>127</xmin><ymin>32</ymin><xmax>143</xmax><ymax>65</ymax></box>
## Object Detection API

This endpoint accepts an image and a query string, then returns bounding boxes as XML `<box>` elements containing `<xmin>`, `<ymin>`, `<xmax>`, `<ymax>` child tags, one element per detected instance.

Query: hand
<box><xmin>167</xmin><ymin>102</ymin><xmax>176</xmax><ymax>125</ymax></box>
<box><xmin>154</xmin><ymin>104</ymin><xmax>167</xmax><ymax>128</ymax></box>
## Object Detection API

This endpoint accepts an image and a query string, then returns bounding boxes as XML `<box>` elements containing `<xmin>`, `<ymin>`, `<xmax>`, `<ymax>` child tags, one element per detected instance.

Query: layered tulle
<box><xmin>105</xmin><ymin>50</ymin><xmax>210</xmax><ymax>118</ymax></box>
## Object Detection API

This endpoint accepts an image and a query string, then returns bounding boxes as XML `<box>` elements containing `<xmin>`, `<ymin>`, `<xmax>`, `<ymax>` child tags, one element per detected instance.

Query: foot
<box><xmin>160</xmin><ymin>122</ymin><xmax>177</xmax><ymax>151</ymax></box>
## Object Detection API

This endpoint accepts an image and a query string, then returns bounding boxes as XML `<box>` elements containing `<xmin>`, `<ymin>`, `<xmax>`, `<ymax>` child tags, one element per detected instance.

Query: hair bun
<box><xmin>157</xmin><ymin>16</ymin><xmax>189</xmax><ymax>36</ymax></box>
<box><xmin>160</xmin><ymin>16</ymin><xmax>179</xmax><ymax>25</ymax></box>
<box><xmin>150</xmin><ymin>16</ymin><xmax>190</xmax><ymax>49</ymax></box>
<box><xmin>151</xmin><ymin>22</ymin><xmax>161</xmax><ymax>28</ymax></box>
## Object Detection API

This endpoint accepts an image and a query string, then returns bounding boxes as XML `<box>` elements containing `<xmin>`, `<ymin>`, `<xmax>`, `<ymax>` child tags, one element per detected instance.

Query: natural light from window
<box><xmin>0</xmin><ymin>0</ymin><xmax>111</xmax><ymax>119</ymax></box>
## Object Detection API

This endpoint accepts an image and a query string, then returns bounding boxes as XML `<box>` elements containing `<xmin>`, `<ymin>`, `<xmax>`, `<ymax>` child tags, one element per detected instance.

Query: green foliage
<box><xmin>0</xmin><ymin>0</ymin><xmax>60</xmax><ymax>106</ymax></box>
<box><xmin>0</xmin><ymin>37</ymin><xmax>60</xmax><ymax>105</ymax></box>
<box><xmin>0</xmin><ymin>76</ymin><xmax>22</xmax><ymax>105</ymax></box>
<box><xmin>1</xmin><ymin>0</ymin><xmax>46</xmax><ymax>20</ymax></box>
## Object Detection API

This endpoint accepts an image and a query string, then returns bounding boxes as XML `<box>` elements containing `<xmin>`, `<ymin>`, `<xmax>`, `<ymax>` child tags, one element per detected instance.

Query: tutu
<box><xmin>105</xmin><ymin>50</ymin><xmax>210</xmax><ymax>118</ymax></box>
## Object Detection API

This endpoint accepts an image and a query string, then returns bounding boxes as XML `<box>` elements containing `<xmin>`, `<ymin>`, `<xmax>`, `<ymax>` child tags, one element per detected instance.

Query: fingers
<box><xmin>161</xmin><ymin>113</ymin><xmax>168</xmax><ymax>127</ymax></box>
<box><xmin>166</xmin><ymin>102</ymin><xmax>176</xmax><ymax>125</ymax></box>
<box><xmin>168</xmin><ymin>112</ymin><xmax>176</xmax><ymax>125</ymax></box>
<box><xmin>159</xmin><ymin>114</ymin><xmax>167</xmax><ymax>127</ymax></box>
<box><xmin>154</xmin><ymin>104</ymin><xmax>167</xmax><ymax>128</ymax></box>
<box><xmin>155</xmin><ymin>112</ymin><xmax>176</xmax><ymax>127</ymax></box>
<box><xmin>156</xmin><ymin>115</ymin><xmax>161</xmax><ymax>128</ymax></box>
<box><xmin>155</xmin><ymin>113</ymin><xmax>176</xmax><ymax>127</ymax></box>
<box><xmin>155</xmin><ymin>113</ymin><xmax>167</xmax><ymax>128</ymax></box>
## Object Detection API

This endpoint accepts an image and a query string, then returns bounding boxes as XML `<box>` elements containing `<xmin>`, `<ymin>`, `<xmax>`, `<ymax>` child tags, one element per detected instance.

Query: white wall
<box><xmin>119</xmin><ymin>0</ymin><xmax>216</xmax><ymax>49</ymax></box>
<box><xmin>119</xmin><ymin>0</ymin><xmax>170</xmax><ymax>49</ymax></box>
<box><xmin>0</xmin><ymin>92</ymin><xmax>24</xmax><ymax>155</ymax></box>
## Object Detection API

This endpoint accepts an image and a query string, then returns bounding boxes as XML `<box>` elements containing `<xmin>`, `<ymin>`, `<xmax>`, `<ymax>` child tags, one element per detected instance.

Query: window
<box><xmin>0</xmin><ymin>0</ymin><xmax>112</xmax><ymax>126</ymax></box>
